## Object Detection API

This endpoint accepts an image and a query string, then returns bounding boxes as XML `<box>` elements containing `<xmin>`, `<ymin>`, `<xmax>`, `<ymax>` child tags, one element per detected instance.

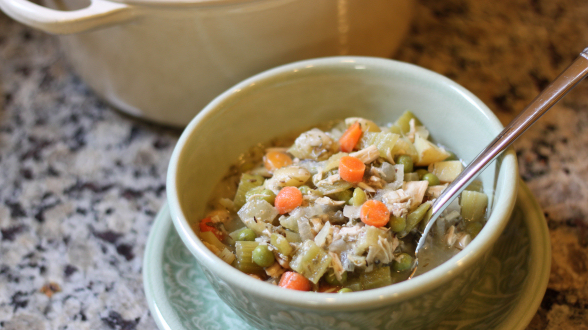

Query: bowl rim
<box><xmin>166</xmin><ymin>56</ymin><xmax>519</xmax><ymax>310</ymax></box>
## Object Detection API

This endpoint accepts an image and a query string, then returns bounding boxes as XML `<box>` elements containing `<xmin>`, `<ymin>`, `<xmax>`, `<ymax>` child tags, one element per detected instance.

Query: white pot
<box><xmin>0</xmin><ymin>0</ymin><xmax>413</xmax><ymax>126</ymax></box>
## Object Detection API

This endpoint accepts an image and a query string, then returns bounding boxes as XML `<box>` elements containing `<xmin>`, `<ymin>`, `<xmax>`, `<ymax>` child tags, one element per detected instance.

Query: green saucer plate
<box><xmin>143</xmin><ymin>181</ymin><xmax>550</xmax><ymax>330</ymax></box>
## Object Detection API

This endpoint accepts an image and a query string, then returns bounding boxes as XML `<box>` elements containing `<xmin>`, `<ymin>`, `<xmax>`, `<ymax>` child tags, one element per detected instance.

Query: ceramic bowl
<box><xmin>166</xmin><ymin>56</ymin><xmax>518</xmax><ymax>330</ymax></box>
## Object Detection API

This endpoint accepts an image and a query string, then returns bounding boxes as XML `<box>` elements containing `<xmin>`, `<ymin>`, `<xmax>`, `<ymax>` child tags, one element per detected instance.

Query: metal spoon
<box><xmin>409</xmin><ymin>47</ymin><xmax>588</xmax><ymax>279</ymax></box>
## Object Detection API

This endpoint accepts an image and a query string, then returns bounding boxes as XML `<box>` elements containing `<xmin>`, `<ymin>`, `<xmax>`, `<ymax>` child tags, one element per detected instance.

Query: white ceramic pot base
<box><xmin>143</xmin><ymin>180</ymin><xmax>550</xmax><ymax>330</ymax></box>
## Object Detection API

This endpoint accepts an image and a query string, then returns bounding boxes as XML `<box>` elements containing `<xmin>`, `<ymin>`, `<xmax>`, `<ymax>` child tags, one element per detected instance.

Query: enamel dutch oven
<box><xmin>0</xmin><ymin>0</ymin><xmax>413</xmax><ymax>126</ymax></box>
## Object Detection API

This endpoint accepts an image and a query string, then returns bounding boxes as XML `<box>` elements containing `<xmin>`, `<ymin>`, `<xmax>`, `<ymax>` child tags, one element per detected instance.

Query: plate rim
<box><xmin>143</xmin><ymin>180</ymin><xmax>551</xmax><ymax>330</ymax></box>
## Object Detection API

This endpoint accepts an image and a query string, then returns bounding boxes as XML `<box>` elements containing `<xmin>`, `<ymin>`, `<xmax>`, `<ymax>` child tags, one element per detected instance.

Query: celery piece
<box><xmin>237</xmin><ymin>199</ymin><xmax>278</xmax><ymax>224</ymax></box>
<box><xmin>324</xmin><ymin>152</ymin><xmax>349</xmax><ymax>172</ymax></box>
<box><xmin>355</xmin><ymin>226</ymin><xmax>385</xmax><ymax>255</ymax></box>
<box><xmin>360</xmin><ymin>132</ymin><xmax>400</xmax><ymax>160</ymax></box>
<box><xmin>414</xmin><ymin>134</ymin><xmax>450</xmax><ymax>166</ymax></box>
<box><xmin>284</xmin><ymin>230</ymin><xmax>302</xmax><ymax>243</ymax></box>
<box><xmin>398</xmin><ymin>202</ymin><xmax>431</xmax><ymax>238</ymax></box>
<box><xmin>200</xmin><ymin>231</ymin><xmax>227</xmax><ymax>251</ymax></box>
<box><xmin>233</xmin><ymin>173</ymin><xmax>264</xmax><ymax>209</ymax></box>
<box><xmin>271</xmin><ymin>233</ymin><xmax>293</xmax><ymax>256</ymax></box>
<box><xmin>391</xmin><ymin>137</ymin><xmax>418</xmax><ymax>162</ymax></box>
<box><xmin>316</xmin><ymin>181</ymin><xmax>352</xmax><ymax>196</ymax></box>
<box><xmin>245</xmin><ymin>186</ymin><xmax>276</xmax><ymax>205</ymax></box>
<box><xmin>361</xmin><ymin>266</ymin><xmax>393</xmax><ymax>290</ymax></box>
<box><xmin>389</xmin><ymin>125</ymin><xmax>402</xmax><ymax>135</ymax></box>
<box><xmin>465</xmin><ymin>180</ymin><xmax>484</xmax><ymax>192</ymax></box>
<box><xmin>235</xmin><ymin>241</ymin><xmax>263</xmax><ymax>274</ymax></box>
<box><xmin>460</xmin><ymin>191</ymin><xmax>488</xmax><ymax>222</ymax></box>
<box><xmin>428</xmin><ymin>160</ymin><xmax>464</xmax><ymax>183</ymax></box>
<box><xmin>242</xmin><ymin>218</ymin><xmax>267</xmax><ymax>236</ymax></box>
<box><xmin>279</xmin><ymin>215</ymin><xmax>299</xmax><ymax>232</ymax></box>
<box><xmin>404</xmin><ymin>172</ymin><xmax>420</xmax><ymax>182</ymax></box>
<box><xmin>394</xmin><ymin>111</ymin><xmax>422</xmax><ymax>134</ymax></box>
<box><xmin>290</xmin><ymin>240</ymin><xmax>332</xmax><ymax>284</ymax></box>
<box><xmin>466</xmin><ymin>221</ymin><xmax>484</xmax><ymax>238</ymax></box>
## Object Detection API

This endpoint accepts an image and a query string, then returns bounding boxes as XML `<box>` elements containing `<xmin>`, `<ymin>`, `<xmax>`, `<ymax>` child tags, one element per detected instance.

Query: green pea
<box><xmin>395</xmin><ymin>155</ymin><xmax>413</xmax><ymax>173</ymax></box>
<box><xmin>422</xmin><ymin>173</ymin><xmax>440</xmax><ymax>186</ymax></box>
<box><xmin>466</xmin><ymin>221</ymin><xmax>483</xmax><ymax>238</ymax></box>
<box><xmin>415</xmin><ymin>169</ymin><xmax>429</xmax><ymax>179</ymax></box>
<box><xmin>388</xmin><ymin>216</ymin><xmax>406</xmax><ymax>233</ymax></box>
<box><xmin>392</xmin><ymin>253</ymin><xmax>414</xmax><ymax>272</ymax></box>
<box><xmin>252</xmin><ymin>245</ymin><xmax>275</xmax><ymax>267</ymax></box>
<box><xmin>335</xmin><ymin>190</ymin><xmax>353</xmax><ymax>204</ymax></box>
<box><xmin>236</xmin><ymin>228</ymin><xmax>256</xmax><ymax>241</ymax></box>
<box><xmin>324</xmin><ymin>268</ymin><xmax>347</xmax><ymax>286</ymax></box>
<box><xmin>338</xmin><ymin>288</ymin><xmax>353</xmax><ymax>293</ymax></box>
<box><xmin>350</xmin><ymin>188</ymin><xmax>367</xmax><ymax>206</ymax></box>
<box><xmin>298</xmin><ymin>185</ymin><xmax>311</xmax><ymax>195</ymax></box>
<box><xmin>246</xmin><ymin>187</ymin><xmax>276</xmax><ymax>205</ymax></box>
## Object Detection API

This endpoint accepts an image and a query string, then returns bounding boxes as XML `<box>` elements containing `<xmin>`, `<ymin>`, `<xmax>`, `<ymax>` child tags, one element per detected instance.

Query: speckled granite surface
<box><xmin>1</xmin><ymin>0</ymin><xmax>588</xmax><ymax>329</ymax></box>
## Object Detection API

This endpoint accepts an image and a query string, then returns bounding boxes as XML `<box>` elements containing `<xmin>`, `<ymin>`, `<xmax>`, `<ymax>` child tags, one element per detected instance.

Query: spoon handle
<box><xmin>415</xmin><ymin>48</ymin><xmax>588</xmax><ymax>255</ymax></box>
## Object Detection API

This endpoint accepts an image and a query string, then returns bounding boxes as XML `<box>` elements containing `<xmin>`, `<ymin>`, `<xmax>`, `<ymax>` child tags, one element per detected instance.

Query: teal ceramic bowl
<box><xmin>166</xmin><ymin>56</ymin><xmax>518</xmax><ymax>330</ymax></box>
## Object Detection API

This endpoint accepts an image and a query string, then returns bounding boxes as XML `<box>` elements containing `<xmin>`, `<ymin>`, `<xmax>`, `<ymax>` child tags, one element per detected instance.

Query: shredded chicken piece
<box><xmin>322</xmin><ymin>174</ymin><xmax>341</xmax><ymax>185</ymax></box>
<box><xmin>329</xmin><ymin>252</ymin><xmax>345</xmax><ymax>281</ymax></box>
<box><xmin>368</xmin><ymin>175</ymin><xmax>386</xmax><ymax>189</ymax></box>
<box><xmin>357</xmin><ymin>182</ymin><xmax>376</xmax><ymax>192</ymax></box>
<box><xmin>350</xmin><ymin>145</ymin><xmax>379</xmax><ymax>164</ymax></box>
<box><xmin>382</xmin><ymin>189</ymin><xmax>411</xmax><ymax>217</ymax></box>
<box><xmin>455</xmin><ymin>233</ymin><xmax>471</xmax><ymax>250</ymax></box>
<box><xmin>289</xmin><ymin>128</ymin><xmax>337</xmax><ymax>161</ymax></box>
<box><xmin>276</xmin><ymin>254</ymin><xmax>290</xmax><ymax>269</ymax></box>
<box><xmin>310</xmin><ymin>217</ymin><xmax>324</xmax><ymax>234</ymax></box>
<box><xmin>444</xmin><ymin>225</ymin><xmax>457</xmax><ymax>247</ymax></box>
<box><xmin>426</xmin><ymin>183</ymin><xmax>448</xmax><ymax>198</ymax></box>
<box><xmin>265</xmin><ymin>262</ymin><xmax>286</xmax><ymax>278</ymax></box>
<box><xmin>315</xmin><ymin>196</ymin><xmax>346</xmax><ymax>206</ymax></box>
<box><xmin>403</xmin><ymin>181</ymin><xmax>429</xmax><ymax>210</ymax></box>
<box><xmin>444</xmin><ymin>210</ymin><xmax>461</xmax><ymax>222</ymax></box>
<box><xmin>407</xmin><ymin>118</ymin><xmax>417</xmax><ymax>143</ymax></box>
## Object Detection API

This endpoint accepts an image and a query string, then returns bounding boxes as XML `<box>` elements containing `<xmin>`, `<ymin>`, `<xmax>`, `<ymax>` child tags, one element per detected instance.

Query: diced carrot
<box><xmin>360</xmin><ymin>200</ymin><xmax>390</xmax><ymax>227</ymax></box>
<box><xmin>199</xmin><ymin>218</ymin><xmax>224</xmax><ymax>240</ymax></box>
<box><xmin>339</xmin><ymin>122</ymin><xmax>362</xmax><ymax>152</ymax></box>
<box><xmin>279</xmin><ymin>271</ymin><xmax>312</xmax><ymax>291</ymax></box>
<box><xmin>264</xmin><ymin>151</ymin><xmax>293</xmax><ymax>171</ymax></box>
<box><xmin>274</xmin><ymin>187</ymin><xmax>303</xmax><ymax>214</ymax></box>
<box><xmin>339</xmin><ymin>156</ymin><xmax>365</xmax><ymax>183</ymax></box>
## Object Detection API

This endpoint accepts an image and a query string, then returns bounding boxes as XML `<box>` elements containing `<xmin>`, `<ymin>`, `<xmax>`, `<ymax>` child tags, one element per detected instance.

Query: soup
<box><xmin>195</xmin><ymin>112</ymin><xmax>488</xmax><ymax>292</ymax></box>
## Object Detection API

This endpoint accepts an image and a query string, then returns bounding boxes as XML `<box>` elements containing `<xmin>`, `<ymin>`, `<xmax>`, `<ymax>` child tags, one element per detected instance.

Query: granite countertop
<box><xmin>1</xmin><ymin>0</ymin><xmax>588</xmax><ymax>328</ymax></box>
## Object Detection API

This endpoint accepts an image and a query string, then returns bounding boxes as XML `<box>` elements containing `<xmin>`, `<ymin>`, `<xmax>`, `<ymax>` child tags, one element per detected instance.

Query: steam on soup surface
<box><xmin>195</xmin><ymin>112</ymin><xmax>488</xmax><ymax>292</ymax></box>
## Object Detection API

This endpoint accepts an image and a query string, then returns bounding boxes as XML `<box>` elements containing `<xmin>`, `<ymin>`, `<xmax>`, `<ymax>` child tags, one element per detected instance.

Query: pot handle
<box><xmin>0</xmin><ymin>0</ymin><xmax>134</xmax><ymax>34</ymax></box>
